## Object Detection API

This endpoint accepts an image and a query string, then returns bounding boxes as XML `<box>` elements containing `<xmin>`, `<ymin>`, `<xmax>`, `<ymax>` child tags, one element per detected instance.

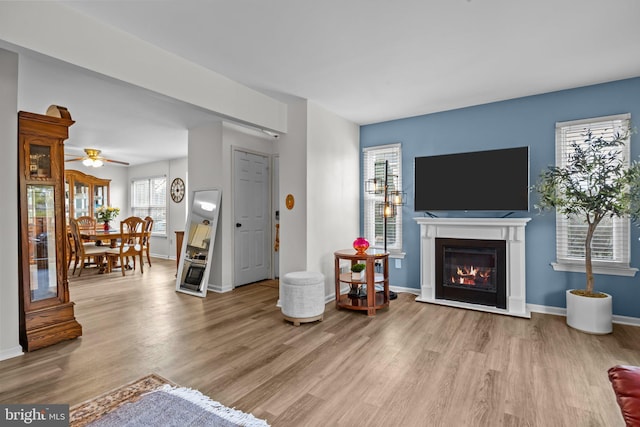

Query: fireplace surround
<box><xmin>415</xmin><ymin>217</ymin><xmax>531</xmax><ymax>318</ymax></box>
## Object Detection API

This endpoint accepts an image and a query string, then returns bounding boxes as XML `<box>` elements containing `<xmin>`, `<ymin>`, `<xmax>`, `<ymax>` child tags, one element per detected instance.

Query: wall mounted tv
<box><xmin>414</xmin><ymin>146</ymin><xmax>529</xmax><ymax>212</ymax></box>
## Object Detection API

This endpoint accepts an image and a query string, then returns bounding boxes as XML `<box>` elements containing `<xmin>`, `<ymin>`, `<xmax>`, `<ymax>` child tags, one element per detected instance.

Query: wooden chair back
<box><xmin>76</xmin><ymin>216</ymin><xmax>97</xmax><ymax>242</ymax></box>
<box><xmin>143</xmin><ymin>216</ymin><xmax>154</xmax><ymax>266</ymax></box>
<box><xmin>76</xmin><ymin>216</ymin><xmax>97</xmax><ymax>233</ymax></box>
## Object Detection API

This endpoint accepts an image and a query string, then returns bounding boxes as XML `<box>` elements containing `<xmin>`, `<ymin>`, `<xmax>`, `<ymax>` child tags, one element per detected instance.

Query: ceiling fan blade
<box><xmin>65</xmin><ymin>157</ymin><xmax>84</xmax><ymax>162</ymax></box>
<box><xmin>103</xmin><ymin>158</ymin><xmax>130</xmax><ymax>166</ymax></box>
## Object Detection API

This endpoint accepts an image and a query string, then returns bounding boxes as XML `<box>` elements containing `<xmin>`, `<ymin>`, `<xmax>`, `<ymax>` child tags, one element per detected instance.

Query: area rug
<box><xmin>70</xmin><ymin>373</ymin><xmax>269</xmax><ymax>427</ymax></box>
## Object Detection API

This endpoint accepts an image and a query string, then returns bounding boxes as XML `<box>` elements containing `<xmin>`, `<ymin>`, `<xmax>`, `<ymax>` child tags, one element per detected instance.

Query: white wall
<box><xmin>188</xmin><ymin>122</ymin><xmax>224</xmax><ymax>290</ymax></box>
<box><xmin>168</xmin><ymin>157</ymin><xmax>188</xmax><ymax>261</ymax></box>
<box><xmin>277</xmin><ymin>99</ymin><xmax>308</xmax><ymax>276</ymax></box>
<box><xmin>0</xmin><ymin>48</ymin><xmax>21</xmax><ymax>361</ymax></box>
<box><xmin>307</xmin><ymin>102</ymin><xmax>360</xmax><ymax>296</ymax></box>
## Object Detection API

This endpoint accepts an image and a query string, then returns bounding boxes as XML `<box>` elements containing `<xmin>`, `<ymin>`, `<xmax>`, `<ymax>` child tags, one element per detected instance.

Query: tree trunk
<box><xmin>584</xmin><ymin>222</ymin><xmax>597</xmax><ymax>295</ymax></box>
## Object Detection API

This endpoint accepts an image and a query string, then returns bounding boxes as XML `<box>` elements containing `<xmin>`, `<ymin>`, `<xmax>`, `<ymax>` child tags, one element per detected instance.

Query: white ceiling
<box><xmin>12</xmin><ymin>0</ymin><xmax>640</xmax><ymax>164</ymax></box>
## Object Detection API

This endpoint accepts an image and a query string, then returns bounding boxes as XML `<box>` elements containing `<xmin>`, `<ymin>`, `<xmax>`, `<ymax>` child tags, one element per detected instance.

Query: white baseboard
<box><xmin>612</xmin><ymin>314</ymin><xmax>640</xmax><ymax>327</ymax></box>
<box><xmin>0</xmin><ymin>345</ymin><xmax>23</xmax><ymax>361</ymax></box>
<box><xmin>390</xmin><ymin>285</ymin><xmax>420</xmax><ymax>296</ymax></box>
<box><xmin>526</xmin><ymin>304</ymin><xmax>566</xmax><ymax>317</ymax></box>
<box><xmin>527</xmin><ymin>304</ymin><xmax>640</xmax><ymax>326</ymax></box>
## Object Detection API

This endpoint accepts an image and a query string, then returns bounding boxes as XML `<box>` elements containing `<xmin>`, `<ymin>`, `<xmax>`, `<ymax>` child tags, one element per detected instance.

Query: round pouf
<box><xmin>281</xmin><ymin>271</ymin><xmax>325</xmax><ymax>326</ymax></box>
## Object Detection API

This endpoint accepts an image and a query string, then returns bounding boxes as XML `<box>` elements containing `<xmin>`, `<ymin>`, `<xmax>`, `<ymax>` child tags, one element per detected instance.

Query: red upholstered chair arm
<box><xmin>608</xmin><ymin>365</ymin><xmax>640</xmax><ymax>427</ymax></box>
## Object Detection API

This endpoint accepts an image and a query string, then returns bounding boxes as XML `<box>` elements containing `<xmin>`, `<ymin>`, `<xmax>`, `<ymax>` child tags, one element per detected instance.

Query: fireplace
<box><xmin>435</xmin><ymin>238</ymin><xmax>506</xmax><ymax>309</ymax></box>
<box><xmin>414</xmin><ymin>217</ymin><xmax>531</xmax><ymax>318</ymax></box>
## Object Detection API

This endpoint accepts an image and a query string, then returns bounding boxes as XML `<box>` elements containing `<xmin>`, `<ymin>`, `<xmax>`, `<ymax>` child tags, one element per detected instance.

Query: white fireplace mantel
<box><xmin>414</xmin><ymin>217</ymin><xmax>531</xmax><ymax>318</ymax></box>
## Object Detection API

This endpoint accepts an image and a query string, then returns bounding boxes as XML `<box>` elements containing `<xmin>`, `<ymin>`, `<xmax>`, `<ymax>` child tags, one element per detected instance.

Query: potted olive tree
<box><xmin>535</xmin><ymin>129</ymin><xmax>640</xmax><ymax>334</ymax></box>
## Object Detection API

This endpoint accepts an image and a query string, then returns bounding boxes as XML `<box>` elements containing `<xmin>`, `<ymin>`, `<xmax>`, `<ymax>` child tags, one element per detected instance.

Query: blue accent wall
<box><xmin>360</xmin><ymin>77</ymin><xmax>640</xmax><ymax>317</ymax></box>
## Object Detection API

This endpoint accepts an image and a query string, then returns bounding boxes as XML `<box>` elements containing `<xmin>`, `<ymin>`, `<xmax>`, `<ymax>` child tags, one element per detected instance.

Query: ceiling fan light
<box><xmin>82</xmin><ymin>158</ymin><xmax>93</xmax><ymax>167</ymax></box>
<box><xmin>92</xmin><ymin>159</ymin><xmax>104</xmax><ymax>167</ymax></box>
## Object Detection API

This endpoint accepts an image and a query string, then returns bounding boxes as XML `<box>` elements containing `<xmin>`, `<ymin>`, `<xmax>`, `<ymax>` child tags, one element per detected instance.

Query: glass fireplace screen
<box><xmin>443</xmin><ymin>246</ymin><xmax>497</xmax><ymax>292</ymax></box>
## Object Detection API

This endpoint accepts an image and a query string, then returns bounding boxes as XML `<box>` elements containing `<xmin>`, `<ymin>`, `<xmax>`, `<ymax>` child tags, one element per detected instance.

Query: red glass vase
<box><xmin>103</xmin><ymin>221</ymin><xmax>110</xmax><ymax>231</ymax></box>
<box><xmin>353</xmin><ymin>237</ymin><xmax>370</xmax><ymax>254</ymax></box>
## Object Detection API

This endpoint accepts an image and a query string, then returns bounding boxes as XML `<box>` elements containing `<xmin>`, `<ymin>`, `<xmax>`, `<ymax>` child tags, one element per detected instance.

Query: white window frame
<box><xmin>363</xmin><ymin>143</ymin><xmax>405</xmax><ymax>258</ymax></box>
<box><xmin>552</xmin><ymin>113</ymin><xmax>637</xmax><ymax>277</ymax></box>
<box><xmin>131</xmin><ymin>175</ymin><xmax>167</xmax><ymax>237</ymax></box>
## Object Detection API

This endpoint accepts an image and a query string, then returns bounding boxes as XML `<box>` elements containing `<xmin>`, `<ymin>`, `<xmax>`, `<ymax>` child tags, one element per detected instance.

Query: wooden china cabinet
<box><xmin>64</xmin><ymin>169</ymin><xmax>111</xmax><ymax>222</ymax></box>
<box><xmin>17</xmin><ymin>109</ymin><xmax>82</xmax><ymax>351</ymax></box>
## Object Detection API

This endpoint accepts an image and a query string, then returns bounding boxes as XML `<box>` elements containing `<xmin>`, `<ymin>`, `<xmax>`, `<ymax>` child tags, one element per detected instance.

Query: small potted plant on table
<box><xmin>347</xmin><ymin>263</ymin><xmax>366</xmax><ymax>298</ymax></box>
<box><xmin>351</xmin><ymin>263</ymin><xmax>366</xmax><ymax>280</ymax></box>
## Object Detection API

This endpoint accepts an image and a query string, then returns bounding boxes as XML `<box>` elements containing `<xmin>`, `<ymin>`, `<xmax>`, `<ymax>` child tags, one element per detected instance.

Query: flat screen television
<box><xmin>414</xmin><ymin>146</ymin><xmax>529</xmax><ymax>212</ymax></box>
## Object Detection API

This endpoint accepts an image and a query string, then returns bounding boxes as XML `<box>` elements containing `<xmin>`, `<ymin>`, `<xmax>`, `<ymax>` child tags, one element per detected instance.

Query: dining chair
<box><xmin>76</xmin><ymin>216</ymin><xmax>97</xmax><ymax>242</ymax></box>
<box><xmin>69</xmin><ymin>218</ymin><xmax>107</xmax><ymax>276</ymax></box>
<box><xmin>143</xmin><ymin>216</ymin><xmax>154</xmax><ymax>266</ymax></box>
<box><xmin>106</xmin><ymin>216</ymin><xmax>145</xmax><ymax>276</ymax></box>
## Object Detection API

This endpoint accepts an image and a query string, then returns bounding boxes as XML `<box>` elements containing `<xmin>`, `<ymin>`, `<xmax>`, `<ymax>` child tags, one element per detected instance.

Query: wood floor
<box><xmin>0</xmin><ymin>257</ymin><xmax>638</xmax><ymax>426</ymax></box>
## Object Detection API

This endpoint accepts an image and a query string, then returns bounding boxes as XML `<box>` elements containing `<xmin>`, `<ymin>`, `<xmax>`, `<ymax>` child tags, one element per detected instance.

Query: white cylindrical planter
<box><xmin>566</xmin><ymin>290</ymin><xmax>612</xmax><ymax>334</ymax></box>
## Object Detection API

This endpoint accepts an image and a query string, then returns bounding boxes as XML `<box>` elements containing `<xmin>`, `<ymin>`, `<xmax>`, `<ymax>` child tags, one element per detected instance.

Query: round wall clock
<box><xmin>170</xmin><ymin>177</ymin><xmax>185</xmax><ymax>203</ymax></box>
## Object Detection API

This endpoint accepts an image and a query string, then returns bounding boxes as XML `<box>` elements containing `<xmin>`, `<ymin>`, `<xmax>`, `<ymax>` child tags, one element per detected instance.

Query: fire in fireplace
<box><xmin>435</xmin><ymin>238</ymin><xmax>506</xmax><ymax>309</ymax></box>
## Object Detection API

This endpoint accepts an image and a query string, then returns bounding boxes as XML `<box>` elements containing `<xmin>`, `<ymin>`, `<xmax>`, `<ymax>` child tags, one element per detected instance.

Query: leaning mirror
<box><xmin>176</xmin><ymin>189</ymin><xmax>221</xmax><ymax>297</ymax></box>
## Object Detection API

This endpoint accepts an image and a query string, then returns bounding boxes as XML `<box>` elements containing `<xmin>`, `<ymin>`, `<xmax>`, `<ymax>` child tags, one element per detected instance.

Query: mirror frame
<box><xmin>176</xmin><ymin>188</ymin><xmax>221</xmax><ymax>297</ymax></box>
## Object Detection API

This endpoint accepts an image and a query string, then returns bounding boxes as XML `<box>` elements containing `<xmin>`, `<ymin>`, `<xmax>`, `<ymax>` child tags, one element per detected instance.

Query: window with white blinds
<box><xmin>553</xmin><ymin>113</ymin><xmax>636</xmax><ymax>276</ymax></box>
<box><xmin>363</xmin><ymin>143</ymin><xmax>402</xmax><ymax>254</ymax></box>
<box><xmin>131</xmin><ymin>176</ymin><xmax>167</xmax><ymax>236</ymax></box>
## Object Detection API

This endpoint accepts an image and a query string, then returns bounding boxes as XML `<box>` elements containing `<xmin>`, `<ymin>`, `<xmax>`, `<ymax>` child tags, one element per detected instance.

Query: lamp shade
<box><xmin>353</xmin><ymin>237</ymin><xmax>370</xmax><ymax>254</ymax></box>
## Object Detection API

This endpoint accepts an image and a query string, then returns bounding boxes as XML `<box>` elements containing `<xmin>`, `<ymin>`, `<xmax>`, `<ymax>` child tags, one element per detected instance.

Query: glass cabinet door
<box><xmin>65</xmin><ymin>180</ymin><xmax>70</xmax><ymax>225</ymax></box>
<box><xmin>93</xmin><ymin>184</ymin><xmax>109</xmax><ymax>220</ymax></box>
<box><xmin>64</xmin><ymin>170</ymin><xmax>111</xmax><ymax>220</ymax></box>
<box><xmin>74</xmin><ymin>181</ymin><xmax>90</xmax><ymax>218</ymax></box>
<box><xmin>26</xmin><ymin>184</ymin><xmax>58</xmax><ymax>302</ymax></box>
<box><xmin>28</xmin><ymin>144</ymin><xmax>52</xmax><ymax>179</ymax></box>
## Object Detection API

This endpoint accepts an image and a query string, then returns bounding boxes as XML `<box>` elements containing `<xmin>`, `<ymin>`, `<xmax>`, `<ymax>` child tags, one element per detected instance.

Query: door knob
<box><xmin>236</xmin><ymin>223</ymin><xmax>242</xmax><ymax>228</ymax></box>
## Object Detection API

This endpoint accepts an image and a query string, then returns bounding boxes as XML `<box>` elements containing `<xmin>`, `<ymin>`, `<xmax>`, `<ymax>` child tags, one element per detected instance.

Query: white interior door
<box><xmin>273</xmin><ymin>156</ymin><xmax>280</xmax><ymax>279</ymax></box>
<box><xmin>234</xmin><ymin>150</ymin><xmax>270</xmax><ymax>286</ymax></box>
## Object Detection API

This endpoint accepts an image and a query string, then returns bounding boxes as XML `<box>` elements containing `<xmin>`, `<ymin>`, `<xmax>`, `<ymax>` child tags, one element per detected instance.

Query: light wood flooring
<box><xmin>0</xmin><ymin>257</ymin><xmax>638</xmax><ymax>426</ymax></box>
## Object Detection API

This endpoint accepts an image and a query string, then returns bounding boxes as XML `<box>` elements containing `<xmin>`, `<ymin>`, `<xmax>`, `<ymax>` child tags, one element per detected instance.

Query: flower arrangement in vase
<box><xmin>96</xmin><ymin>205</ymin><xmax>120</xmax><ymax>230</ymax></box>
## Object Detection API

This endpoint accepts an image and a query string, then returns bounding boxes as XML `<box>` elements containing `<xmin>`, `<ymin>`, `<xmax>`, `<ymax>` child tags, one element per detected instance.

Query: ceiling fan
<box><xmin>65</xmin><ymin>148</ymin><xmax>129</xmax><ymax>167</ymax></box>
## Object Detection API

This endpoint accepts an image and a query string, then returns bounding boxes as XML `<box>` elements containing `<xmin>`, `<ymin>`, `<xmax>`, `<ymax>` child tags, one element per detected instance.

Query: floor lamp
<box><xmin>366</xmin><ymin>160</ymin><xmax>405</xmax><ymax>299</ymax></box>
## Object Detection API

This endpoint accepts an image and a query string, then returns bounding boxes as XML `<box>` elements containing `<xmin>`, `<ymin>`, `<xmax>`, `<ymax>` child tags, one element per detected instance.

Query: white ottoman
<box><xmin>281</xmin><ymin>271</ymin><xmax>325</xmax><ymax>326</ymax></box>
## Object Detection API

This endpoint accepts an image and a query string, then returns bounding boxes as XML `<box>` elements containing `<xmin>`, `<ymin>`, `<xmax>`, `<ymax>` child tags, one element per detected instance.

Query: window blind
<box><xmin>131</xmin><ymin>176</ymin><xmax>167</xmax><ymax>235</ymax></box>
<box><xmin>363</xmin><ymin>143</ymin><xmax>402</xmax><ymax>252</ymax></box>
<box><xmin>555</xmin><ymin>114</ymin><xmax>631</xmax><ymax>266</ymax></box>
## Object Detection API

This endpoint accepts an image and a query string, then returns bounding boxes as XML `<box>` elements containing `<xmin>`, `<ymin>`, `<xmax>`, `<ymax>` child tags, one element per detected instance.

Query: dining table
<box><xmin>80</xmin><ymin>228</ymin><xmax>123</xmax><ymax>248</ymax></box>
